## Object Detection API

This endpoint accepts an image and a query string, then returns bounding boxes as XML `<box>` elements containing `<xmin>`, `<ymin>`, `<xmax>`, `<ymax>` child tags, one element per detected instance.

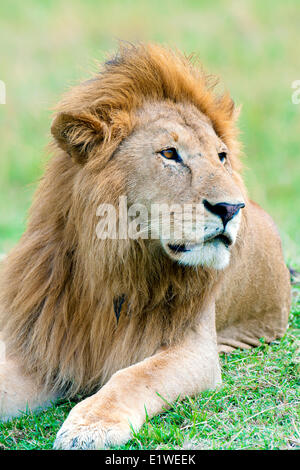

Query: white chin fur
<box><xmin>161</xmin><ymin>210</ymin><xmax>241</xmax><ymax>270</ymax></box>
<box><xmin>169</xmin><ymin>240</ymin><xmax>230</xmax><ymax>270</ymax></box>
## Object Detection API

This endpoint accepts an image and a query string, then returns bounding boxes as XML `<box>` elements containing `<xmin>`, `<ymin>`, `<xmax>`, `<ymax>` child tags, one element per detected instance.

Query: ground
<box><xmin>0</xmin><ymin>0</ymin><xmax>299</xmax><ymax>450</ymax></box>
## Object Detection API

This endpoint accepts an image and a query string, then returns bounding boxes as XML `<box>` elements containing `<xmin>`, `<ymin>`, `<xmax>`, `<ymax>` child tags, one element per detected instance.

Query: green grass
<box><xmin>0</xmin><ymin>0</ymin><xmax>299</xmax><ymax>451</ymax></box>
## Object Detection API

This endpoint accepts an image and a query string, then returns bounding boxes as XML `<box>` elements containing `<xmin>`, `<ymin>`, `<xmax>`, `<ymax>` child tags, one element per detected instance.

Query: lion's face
<box><xmin>116</xmin><ymin>101</ymin><xmax>245</xmax><ymax>270</ymax></box>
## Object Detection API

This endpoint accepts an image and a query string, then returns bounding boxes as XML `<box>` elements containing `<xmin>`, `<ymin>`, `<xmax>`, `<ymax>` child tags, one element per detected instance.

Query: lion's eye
<box><xmin>159</xmin><ymin>148</ymin><xmax>181</xmax><ymax>162</ymax></box>
<box><xmin>218</xmin><ymin>151</ymin><xmax>227</xmax><ymax>163</ymax></box>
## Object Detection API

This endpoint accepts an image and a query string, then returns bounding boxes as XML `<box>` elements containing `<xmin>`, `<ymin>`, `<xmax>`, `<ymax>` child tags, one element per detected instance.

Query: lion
<box><xmin>0</xmin><ymin>43</ymin><xmax>291</xmax><ymax>449</ymax></box>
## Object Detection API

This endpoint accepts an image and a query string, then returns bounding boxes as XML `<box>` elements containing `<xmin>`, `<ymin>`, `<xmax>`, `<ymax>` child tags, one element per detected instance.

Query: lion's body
<box><xmin>216</xmin><ymin>200</ymin><xmax>290</xmax><ymax>350</ymax></box>
<box><xmin>0</xmin><ymin>44</ymin><xmax>290</xmax><ymax>448</ymax></box>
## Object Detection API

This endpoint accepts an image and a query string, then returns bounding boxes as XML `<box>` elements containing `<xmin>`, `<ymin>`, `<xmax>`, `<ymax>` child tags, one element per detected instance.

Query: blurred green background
<box><xmin>0</xmin><ymin>0</ymin><xmax>299</xmax><ymax>262</ymax></box>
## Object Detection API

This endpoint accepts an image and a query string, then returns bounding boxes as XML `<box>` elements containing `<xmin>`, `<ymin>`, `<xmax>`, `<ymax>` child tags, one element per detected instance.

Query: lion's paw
<box><xmin>54</xmin><ymin>418</ymin><xmax>131</xmax><ymax>450</ymax></box>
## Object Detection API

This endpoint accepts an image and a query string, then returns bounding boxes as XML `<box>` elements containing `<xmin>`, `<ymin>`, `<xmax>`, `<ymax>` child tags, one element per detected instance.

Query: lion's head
<box><xmin>51</xmin><ymin>43</ymin><xmax>246</xmax><ymax>271</ymax></box>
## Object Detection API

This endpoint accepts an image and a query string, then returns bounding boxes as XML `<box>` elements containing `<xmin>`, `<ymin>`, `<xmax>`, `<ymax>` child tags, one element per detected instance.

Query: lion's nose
<box><xmin>203</xmin><ymin>199</ymin><xmax>245</xmax><ymax>228</ymax></box>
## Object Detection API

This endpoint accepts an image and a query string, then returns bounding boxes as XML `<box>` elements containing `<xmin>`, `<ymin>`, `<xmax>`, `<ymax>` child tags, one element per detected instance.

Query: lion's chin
<box><xmin>162</xmin><ymin>238</ymin><xmax>231</xmax><ymax>270</ymax></box>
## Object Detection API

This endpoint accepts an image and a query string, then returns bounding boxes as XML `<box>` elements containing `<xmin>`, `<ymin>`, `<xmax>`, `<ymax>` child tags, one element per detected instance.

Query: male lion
<box><xmin>0</xmin><ymin>44</ymin><xmax>291</xmax><ymax>449</ymax></box>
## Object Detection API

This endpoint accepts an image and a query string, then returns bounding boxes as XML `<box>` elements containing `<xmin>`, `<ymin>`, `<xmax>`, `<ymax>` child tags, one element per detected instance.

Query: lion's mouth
<box><xmin>167</xmin><ymin>243</ymin><xmax>190</xmax><ymax>253</ymax></box>
<box><xmin>204</xmin><ymin>233</ymin><xmax>233</xmax><ymax>247</ymax></box>
<box><xmin>167</xmin><ymin>234</ymin><xmax>233</xmax><ymax>254</ymax></box>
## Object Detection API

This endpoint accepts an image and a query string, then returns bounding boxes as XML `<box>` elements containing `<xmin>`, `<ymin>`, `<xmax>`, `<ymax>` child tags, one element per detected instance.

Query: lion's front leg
<box><xmin>0</xmin><ymin>355</ymin><xmax>57</xmax><ymax>421</ymax></box>
<box><xmin>54</xmin><ymin>304</ymin><xmax>221</xmax><ymax>450</ymax></box>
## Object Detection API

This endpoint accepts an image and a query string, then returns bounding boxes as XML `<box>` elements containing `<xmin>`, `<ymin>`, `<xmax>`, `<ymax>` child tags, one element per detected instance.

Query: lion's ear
<box><xmin>51</xmin><ymin>112</ymin><xmax>104</xmax><ymax>164</ymax></box>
